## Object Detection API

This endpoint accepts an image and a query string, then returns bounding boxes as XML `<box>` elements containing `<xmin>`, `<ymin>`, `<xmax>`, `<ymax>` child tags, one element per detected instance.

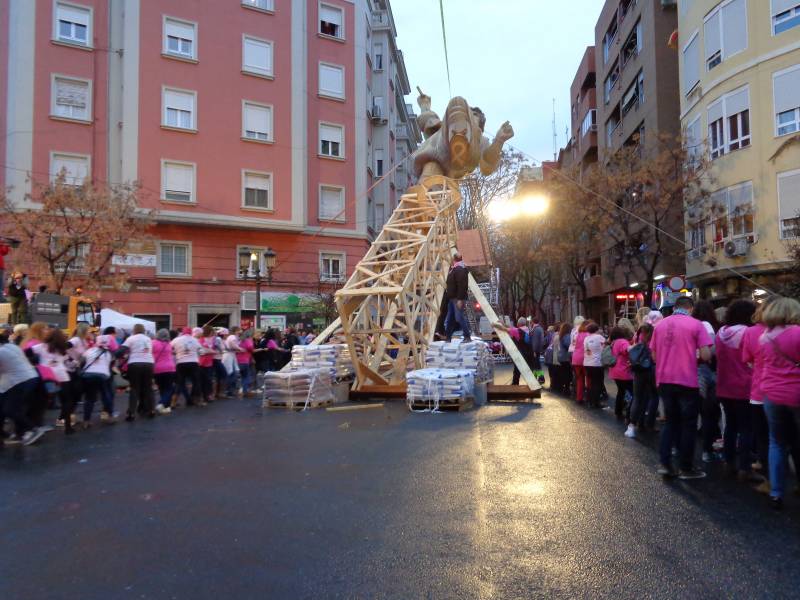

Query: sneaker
<box><xmin>712</xmin><ymin>438</ymin><xmax>724</xmax><ymax>452</ymax></box>
<box><xmin>4</xmin><ymin>434</ymin><xmax>22</xmax><ymax>446</ymax></box>
<box><xmin>155</xmin><ymin>404</ymin><xmax>171</xmax><ymax>415</ymax></box>
<box><xmin>22</xmin><ymin>428</ymin><xmax>46</xmax><ymax>446</ymax></box>
<box><xmin>657</xmin><ymin>464</ymin><xmax>677</xmax><ymax>478</ymax></box>
<box><xmin>678</xmin><ymin>468</ymin><xmax>707</xmax><ymax>480</ymax></box>
<box><xmin>624</xmin><ymin>424</ymin><xmax>636</xmax><ymax>438</ymax></box>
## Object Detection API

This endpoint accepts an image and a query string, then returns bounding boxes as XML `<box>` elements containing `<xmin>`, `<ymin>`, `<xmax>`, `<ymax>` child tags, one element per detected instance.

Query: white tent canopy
<box><xmin>99</xmin><ymin>308</ymin><xmax>156</xmax><ymax>335</ymax></box>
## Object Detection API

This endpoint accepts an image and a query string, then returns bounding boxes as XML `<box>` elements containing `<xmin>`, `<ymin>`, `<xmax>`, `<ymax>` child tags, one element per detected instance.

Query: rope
<box><xmin>438</xmin><ymin>0</ymin><xmax>453</xmax><ymax>97</ymax></box>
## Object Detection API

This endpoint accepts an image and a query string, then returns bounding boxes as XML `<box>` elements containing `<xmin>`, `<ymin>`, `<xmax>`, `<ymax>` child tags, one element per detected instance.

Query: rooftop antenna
<box><xmin>551</xmin><ymin>98</ymin><xmax>557</xmax><ymax>162</ymax></box>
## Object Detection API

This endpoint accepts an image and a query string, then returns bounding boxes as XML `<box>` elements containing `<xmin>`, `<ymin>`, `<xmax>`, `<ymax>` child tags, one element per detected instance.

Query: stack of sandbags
<box><xmin>425</xmin><ymin>340</ymin><xmax>494</xmax><ymax>383</ymax></box>
<box><xmin>406</xmin><ymin>368</ymin><xmax>475</xmax><ymax>411</ymax></box>
<box><xmin>290</xmin><ymin>344</ymin><xmax>354</xmax><ymax>380</ymax></box>
<box><xmin>262</xmin><ymin>368</ymin><xmax>334</xmax><ymax>408</ymax></box>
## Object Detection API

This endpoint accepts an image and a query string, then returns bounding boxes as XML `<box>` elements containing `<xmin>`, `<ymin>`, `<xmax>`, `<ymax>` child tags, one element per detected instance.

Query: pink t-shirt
<box><xmin>741</xmin><ymin>323</ymin><xmax>766</xmax><ymax>402</ymax></box>
<box><xmin>198</xmin><ymin>337</ymin><xmax>216</xmax><ymax>368</ymax></box>
<box><xmin>716</xmin><ymin>325</ymin><xmax>751</xmax><ymax>400</ymax></box>
<box><xmin>758</xmin><ymin>326</ymin><xmax>800</xmax><ymax>407</ymax></box>
<box><xmin>609</xmin><ymin>338</ymin><xmax>633</xmax><ymax>381</ymax></box>
<box><xmin>572</xmin><ymin>332</ymin><xmax>588</xmax><ymax>366</ymax></box>
<box><xmin>651</xmin><ymin>314</ymin><xmax>713</xmax><ymax>388</ymax></box>
<box><xmin>237</xmin><ymin>338</ymin><xmax>254</xmax><ymax>365</ymax></box>
<box><xmin>151</xmin><ymin>339</ymin><xmax>176</xmax><ymax>374</ymax></box>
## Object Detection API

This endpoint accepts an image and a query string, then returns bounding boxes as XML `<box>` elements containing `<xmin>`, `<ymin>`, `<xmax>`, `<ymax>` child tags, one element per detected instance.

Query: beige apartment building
<box><xmin>679</xmin><ymin>0</ymin><xmax>800</xmax><ymax>303</ymax></box>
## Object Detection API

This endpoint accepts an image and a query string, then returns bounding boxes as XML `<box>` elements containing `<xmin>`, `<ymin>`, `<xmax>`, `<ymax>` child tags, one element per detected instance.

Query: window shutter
<box><xmin>244</xmin><ymin>38</ymin><xmax>271</xmax><ymax>73</ymax></box>
<box><xmin>682</xmin><ymin>35</ymin><xmax>700</xmax><ymax>93</ymax></box>
<box><xmin>779</xmin><ymin>171</ymin><xmax>800</xmax><ymax>221</ymax></box>
<box><xmin>165</xmin><ymin>163</ymin><xmax>193</xmax><ymax>195</ymax></box>
<box><xmin>59</xmin><ymin>4</ymin><xmax>89</xmax><ymax>26</ymax></box>
<box><xmin>320</xmin><ymin>5</ymin><xmax>342</xmax><ymax>27</ymax></box>
<box><xmin>728</xmin><ymin>182</ymin><xmax>752</xmax><ymax>211</ymax></box>
<box><xmin>722</xmin><ymin>0</ymin><xmax>747</xmax><ymax>57</ymax></box>
<box><xmin>704</xmin><ymin>11</ymin><xmax>721</xmax><ymax>61</ymax></box>
<box><xmin>707</xmin><ymin>99</ymin><xmax>723</xmax><ymax>123</ymax></box>
<box><xmin>774</xmin><ymin>68</ymin><xmax>800</xmax><ymax>114</ymax></box>
<box><xmin>320</xmin><ymin>124</ymin><xmax>342</xmax><ymax>144</ymax></box>
<box><xmin>245</xmin><ymin>173</ymin><xmax>269</xmax><ymax>191</ymax></box>
<box><xmin>320</xmin><ymin>187</ymin><xmax>343</xmax><ymax>220</ymax></box>
<box><xmin>319</xmin><ymin>64</ymin><xmax>344</xmax><ymax>95</ymax></box>
<box><xmin>53</xmin><ymin>155</ymin><xmax>88</xmax><ymax>184</ymax></box>
<box><xmin>165</xmin><ymin>90</ymin><xmax>193</xmax><ymax>111</ymax></box>
<box><xmin>244</xmin><ymin>104</ymin><xmax>270</xmax><ymax>136</ymax></box>
<box><xmin>726</xmin><ymin>87</ymin><xmax>749</xmax><ymax>116</ymax></box>
<box><xmin>165</xmin><ymin>19</ymin><xmax>194</xmax><ymax>41</ymax></box>
<box><xmin>56</xmin><ymin>79</ymin><xmax>87</xmax><ymax>108</ymax></box>
<box><xmin>772</xmin><ymin>0</ymin><xmax>796</xmax><ymax>15</ymax></box>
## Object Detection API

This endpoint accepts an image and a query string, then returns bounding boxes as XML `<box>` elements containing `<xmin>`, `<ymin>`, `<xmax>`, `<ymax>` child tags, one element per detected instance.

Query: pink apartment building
<box><xmin>1</xmin><ymin>0</ymin><xmax>420</xmax><ymax>330</ymax></box>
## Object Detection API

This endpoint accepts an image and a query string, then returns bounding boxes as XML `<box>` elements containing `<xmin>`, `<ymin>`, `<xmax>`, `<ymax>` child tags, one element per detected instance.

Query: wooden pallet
<box><xmin>486</xmin><ymin>384</ymin><xmax>541</xmax><ymax>403</ymax></box>
<box><xmin>408</xmin><ymin>397</ymin><xmax>474</xmax><ymax>412</ymax></box>
<box><xmin>264</xmin><ymin>398</ymin><xmax>333</xmax><ymax>410</ymax></box>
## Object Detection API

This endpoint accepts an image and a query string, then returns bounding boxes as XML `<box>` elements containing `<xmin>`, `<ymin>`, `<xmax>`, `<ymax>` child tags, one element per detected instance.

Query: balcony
<box><xmin>372</xmin><ymin>10</ymin><xmax>389</xmax><ymax>29</ymax></box>
<box><xmin>396</xmin><ymin>123</ymin><xmax>408</xmax><ymax>139</ymax></box>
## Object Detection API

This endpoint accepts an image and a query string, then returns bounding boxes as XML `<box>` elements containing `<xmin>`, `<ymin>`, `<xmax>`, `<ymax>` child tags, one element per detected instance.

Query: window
<box><xmin>606</xmin><ymin>111</ymin><xmax>620</xmax><ymax>147</ymax></box>
<box><xmin>161</xmin><ymin>161</ymin><xmax>195</xmax><ymax>203</ymax></box>
<box><xmin>320</xmin><ymin>252</ymin><xmax>345</xmax><ymax>282</ymax></box>
<box><xmin>773</xmin><ymin>1</ymin><xmax>800</xmax><ymax>34</ymax></box>
<box><xmin>621</xmin><ymin>20</ymin><xmax>642</xmax><ymax>66</ymax></box>
<box><xmin>373</xmin><ymin>43</ymin><xmax>384</xmax><ymax>70</ymax></box>
<box><xmin>621</xmin><ymin>71</ymin><xmax>643</xmax><ymax>115</ymax></box>
<box><xmin>372</xmin><ymin>95</ymin><xmax>385</xmax><ymax>118</ymax></box>
<box><xmin>51</xmin><ymin>238</ymin><xmax>90</xmax><ymax>272</ymax></box>
<box><xmin>682</xmin><ymin>32</ymin><xmax>700</xmax><ymax>96</ymax></box>
<box><xmin>242</xmin><ymin>0</ymin><xmax>274</xmax><ymax>11</ymax></box>
<box><xmin>158</xmin><ymin>243</ymin><xmax>190</xmax><ymax>276</ymax></box>
<box><xmin>603</xmin><ymin>17</ymin><xmax>618</xmax><ymax>64</ymax></box>
<box><xmin>51</xmin><ymin>153</ymin><xmax>89</xmax><ymax>186</ymax></box>
<box><xmin>54</xmin><ymin>2</ymin><xmax>91</xmax><ymax>46</ymax></box>
<box><xmin>319</xmin><ymin>186</ymin><xmax>345</xmax><ymax>221</ymax></box>
<box><xmin>580</xmin><ymin>109</ymin><xmax>597</xmax><ymax>136</ymax></box>
<box><xmin>375</xmin><ymin>204</ymin><xmax>385</xmax><ymax>229</ymax></box>
<box><xmin>374</xmin><ymin>149</ymin><xmax>384</xmax><ymax>176</ymax></box>
<box><xmin>774</xmin><ymin>65</ymin><xmax>800</xmax><ymax>136</ymax></box>
<box><xmin>242</xmin><ymin>171</ymin><xmax>272</xmax><ymax>209</ymax></box>
<box><xmin>51</xmin><ymin>76</ymin><xmax>90</xmax><ymax>121</ymax></box>
<box><xmin>604</xmin><ymin>61</ymin><xmax>619</xmax><ymax>104</ymax></box>
<box><xmin>242</xmin><ymin>36</ymin><xmax>273</xmax><ymax>77</ymax></box>
<box><xmin>685</xmin><ymin>115</ymin><xmax>703</xmax><ymax>167</ymax></box>
<box><xmin>319</xmin><ymin>3</ymin><xmax>344</xmax><ymax>39</ymax></box>
<box><xmin>319</xmin><ymin>63</ymin><xmax>345</xmax><ymax>99</ymax></box>
<box><xmin>319</xmin><ymin>123</ymin><xmax>344</xmax><ymax>158</ymax></box>
<box><xmin>242</xmin><ymin>101</ymin><xmax>272</xmax><ymax>141</ymax></box>
<box><xmin>778</xmin><ymin>169</ymin><xmax>800</xmax><ymax>238</ymax></box>
<box><xmin>689</xmin><ymin>221</ymin><xmax>707</xmax><ymax>257</ymax></box>
<box><xmin>620</xmin><ymin>0</ymin><xmax>637</xmax><ymax>21</ymax></box>
<box><xmin>163</xmin><ymin>88</ymin><xmax>196</xmax><ymax>130</ymax></box>
<box><xmin>163</xmin><ymin>18</ymin><xmax>196</xmax><ymax>60</ymax></box>
<box><xmin>707</xmin><ymin>86</ymin><xmax>750</xmax><ymax>159</ymax></box>
<box><xmin>704</xmin><ymin>0</ymin><xmax>747</xmax><ymax>72</ymax></box>
<box><xmin>711</xmin><ymin>182</ymin><xmax>754</xmax><ymax>244</ymax></box>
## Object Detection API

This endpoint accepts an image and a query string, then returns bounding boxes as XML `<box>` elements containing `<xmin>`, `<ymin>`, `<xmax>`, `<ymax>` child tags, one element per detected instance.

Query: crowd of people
<box><xmin>539</xmin><ymin>295</ymin><xmax>800</xmax><ymax>509</ymax></box>
<box><xmin>0</xmin><ymin>321</ymin><xmax>316</xmax><ymax>446</ymax></box>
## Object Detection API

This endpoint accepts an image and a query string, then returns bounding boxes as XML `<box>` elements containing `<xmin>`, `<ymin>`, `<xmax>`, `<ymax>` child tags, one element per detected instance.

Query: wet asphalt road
<box><xmin>3</xmin><ymin>388</ymin><xmax>800</xmax><ymax>599</ymax></box>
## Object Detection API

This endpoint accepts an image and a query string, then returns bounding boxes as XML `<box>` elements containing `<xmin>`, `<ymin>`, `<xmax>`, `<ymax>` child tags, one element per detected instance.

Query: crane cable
<box><xmin>439</xmin><ymin>0</ymin><xmax>453</xmax><ymax>97</ymax></box>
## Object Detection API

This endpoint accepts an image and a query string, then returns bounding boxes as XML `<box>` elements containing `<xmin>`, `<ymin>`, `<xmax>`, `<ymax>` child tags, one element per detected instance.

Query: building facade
<box><xmin>562</xmin><ymin>46</ymin><xmax>599</xmax><ymax>176</ymax></box>
<box><xmin>679</xmin><ymin>0</ymin><xmax>800</xmax><ymax>303</ymax></box>
<box><xmin>1</xmin><ymin>0</ymin><xmax>420</xmax><ymax>330</ymax></box>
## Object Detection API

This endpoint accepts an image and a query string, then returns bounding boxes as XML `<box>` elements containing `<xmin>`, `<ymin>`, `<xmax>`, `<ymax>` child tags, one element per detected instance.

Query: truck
<box><xmin>0</xmin><ymin>292</ymin><xmax>99</xmax><ymax>332</ymax></box>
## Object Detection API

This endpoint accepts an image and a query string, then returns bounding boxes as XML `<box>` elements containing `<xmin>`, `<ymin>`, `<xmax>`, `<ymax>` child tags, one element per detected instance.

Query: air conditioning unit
<box><xmin>723</xmin><ymin>238</ymin><xmax>749</xmax><ymax>257</ymax></box>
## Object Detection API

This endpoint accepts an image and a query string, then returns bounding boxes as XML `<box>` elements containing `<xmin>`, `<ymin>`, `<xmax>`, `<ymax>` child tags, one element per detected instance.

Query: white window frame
<box><xmin>373</xmin><ymin>43</ymin><xmax>384</xmax><ymax>71</ymax></box>
<box><xmin>319</xmin><ymin>251</ymin><xmax>346</xmax><ymax>282</ymax></box>
<box><xmin>50</xmin><ymin>74</ymin><xmax>92</xmax><ymax>122</ymax></box>
<box><xmin>772</xmin><ymin>1</ymin><xmax>800</xmax><ymax>35</ymax></box>
<box><xmin>682</xmin><ymin>30</ymin><xmax>700</xmax><ymax>97</ymax></box>
<box><xmin>707</xmin><ymin>85</ymin><xmax>750</xmax><ymax>160</ymax></box>
<box><xmin>236</xmin><ymin>245</ymin><xmax>272</xmax><ymax>279</ymax></box>
<box><xmin>319</xmin><ymin>122</ymin><xmax>345</xmax><ymax>159</ymax></box>
<box><xmin>162</xmin><ymin>86</ymin><xmax>197</xmax><ymax>131</ymax></box>
<box><xmin>241</xmin><ymin>100</ymin><xmax>273</xmax><ymax>143</ymax></box>
<box><xmin>685</xmin><ymin>114</ymin><xmax>703</xmax><ymax>167</ymax></box>
<box><xmin>162</xmin><ymin>16</ymin><xmax>198</xmax><ymax>61</ymax></box>
<box><xmin>241</xmin><ymin>169</ymin><xmax>273</xmax><ymax>211</ymax></box>
<box><xmin>53</xmin><ymin>1</ymin><xmax>93</xmax><ymax>48</ymax></box>
<box><xmin>241</xmin><ymin>0</ymin><xmax>274</xmax><ymax>13</ymax></box>
<box><xmin>319</xmin><ymin>2</ymin><xmax>345</xmax><ymax>40</ymax></box>
<box><xmin>703</xmin><ymin>0</ymin><xmax>748</xmax><ymax>72</ymax></box>
<box><xmin>773</xmin><ymin>64</ymin><xmax>800</xmax><ymax>137</ymax></box>
<box><xmin>319</xmin><ymin>62</ymin><xmax>345</xmax><ymax>100</ymax></box>
<box><xmin>49</xmin><ymin>151</ymin><xmax>90</xmax><ymax>186</ymax></box>
<box><xmin>242</xmin><ymin>35</ymin><xmax>274</xmax><ymax>78</ymax></box>
<box><xmin>157</xmin><ymin>241</ymin><xmax>192</xmax><ymax>277</ymax></box>
<box><xmin>711</xmin><ymin>181</ymin><xmax>755</xmax><ymax>245</ymax></box>
<box><xmin>778</xmin><ymin>168</ymin><xmax>800</xmax><ymax>239</ymax></box>
<box><xmin>160</xmin><ymin>159</ymin><xmax>196</xmax><ymax>204</ymax></box>
<box><xmin>319</xmin><ymin>185</ymin><xmax>345</xmax><ymax>222</ymax></box>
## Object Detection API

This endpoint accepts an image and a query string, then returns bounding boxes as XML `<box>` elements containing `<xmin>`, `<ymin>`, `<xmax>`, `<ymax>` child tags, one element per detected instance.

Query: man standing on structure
<box><xmin>444</xmin><ymin>252</ymin><xmax>471</xmax><ymax>343</ymax></box>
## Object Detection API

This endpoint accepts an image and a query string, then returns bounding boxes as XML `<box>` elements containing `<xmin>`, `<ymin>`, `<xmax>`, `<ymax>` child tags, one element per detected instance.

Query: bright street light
<box><xmin>488</xmin><ymin>193</ymin><xmax>550</xmax><ymax>223</ymax></box>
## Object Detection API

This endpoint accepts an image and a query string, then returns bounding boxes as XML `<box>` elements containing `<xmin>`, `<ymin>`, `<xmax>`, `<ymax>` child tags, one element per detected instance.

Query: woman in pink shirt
<box><xmin>198</xmin><ymin>325</ymin><xmax>218</xmax><ymax>403</ymax></box>
<box><xmin>237</xmin><ymin>330</ymin><xmax>255</xmax><ymax>395</ymax></box>
<box><xmin>571</xmin><ymin>318</ymin><xmax>589</xmax><ymax>403</ymax></box>
<box><xmin>741</xmin><ymin>302</ymin><xmax>771</xmax><ymax>485</ymax></box>
<box><xmin>151</xmin><ymin>329</ymin><xmax>175</xmax><ymax>414</ymax></box>
<box><xmin>716</xmin><ymin>300</ymin><xmax>758</xmax><ymax>480</ymax></box>
<box><xmin>758</xmin><ymin>298</ymin><xmax>800</xmax><ymax>509</ymax></box>
<box><xmin>608</xmin><ymin>326</ymin><xmax>633</xmax><ymax>421</ymax></box>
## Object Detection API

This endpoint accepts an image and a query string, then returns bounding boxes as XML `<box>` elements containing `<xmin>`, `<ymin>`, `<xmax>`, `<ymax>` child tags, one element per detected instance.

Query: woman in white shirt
<box><xmin>80</xmin><ymin>335</ymin><xmax>114</xmax><ymax>427</ymax></box>
<box><xmin>31</xmin><ymin>329</ymin><xmax>72</xmax><ymax>432</ymax></box>
<box><xmin>123</xmin><ymin>324</ymin><xmax>155</xmax><ymax>421</ymax></box>
<box><xmin>171</xmin><ymin>327</ymin><xmax>203</xmax><ymax>407</ymax></box>
<box><xmin>583</xmin><ymin>321</ymin><xmax>606</xmax><ymax>408</ymax></box>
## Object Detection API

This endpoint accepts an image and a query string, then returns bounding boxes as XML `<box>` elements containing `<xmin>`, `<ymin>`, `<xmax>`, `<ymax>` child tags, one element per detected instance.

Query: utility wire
<box><xmin>438</xmin><ymin>0</ymin><xmax>453</xmax><ymax>97</ymax></box>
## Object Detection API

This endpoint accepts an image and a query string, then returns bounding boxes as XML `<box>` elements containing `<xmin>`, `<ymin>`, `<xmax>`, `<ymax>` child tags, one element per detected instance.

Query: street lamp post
<box><xmin>243</xmin><ymin>247</ymin><xmax>277</xmax><ymax>330</ymax></box>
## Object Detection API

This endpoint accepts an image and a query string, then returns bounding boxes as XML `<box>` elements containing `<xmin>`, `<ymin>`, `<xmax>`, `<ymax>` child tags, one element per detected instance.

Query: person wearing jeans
<box><xmin>443</xmin><ymin>252</ymin><xmax>471</xmax><ymax>342</ymax></box>
<box><xmin>583</xmin><ymin>322</ymin><xmax>604</xmax><ymax>408</ymax></box>
<box><xmin>123</xmin><ymin>324</ymin><xmax>155</xmax><ymax>420</ymax></box>
<box><xmin>171</xmin><ymin>328</ymin><xmax>203</xmax><ymax>407</ymax></box>
<box><xmin>0</xmin><ymin>337</ymin><xmax>43</xmax><ymax>445</ymax></box>
<box><xmin>651</xmin><ymin>297</ymin><xmax>713</xmax><ymax>479</ymax></box>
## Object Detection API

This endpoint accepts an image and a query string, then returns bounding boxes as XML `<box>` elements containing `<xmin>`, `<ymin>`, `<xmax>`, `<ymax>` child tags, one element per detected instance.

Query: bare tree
<box><xmin>1</xmin><ymin>174</ymin><xmax>153</xmax><ymax>294</ymax></box>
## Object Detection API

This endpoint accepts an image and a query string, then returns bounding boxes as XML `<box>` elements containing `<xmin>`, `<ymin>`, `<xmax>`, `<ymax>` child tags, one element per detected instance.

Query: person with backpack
<box><xmin>606</xmin><ymin>326</ymin><xmax>633</xmax><ymax>421</ymax></box>
<box><xmin>80</xmin><ymin>335</ymin><xmax>115</xmax><ymax>428</ymax></box>
<box><xmin>544</xmin><ymin>324</ymin><xmax>558</xmax><ymax>391</ymax></box>
<box><xmin>583</xmin><ymin>322</ymin><xmax>605</xmax><ymax>408</ymax></box>
<box><xmin>651</xmin><ymin>296</ymin><xmax>713</xmax><ymax>480</ymax></box>
<box><xmin>626</xmin><ymin>323</ymin><xmax>657</xmax><ymax>438</ymax></box>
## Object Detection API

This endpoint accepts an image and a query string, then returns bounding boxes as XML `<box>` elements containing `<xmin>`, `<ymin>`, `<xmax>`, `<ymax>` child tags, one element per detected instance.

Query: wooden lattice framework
<box><xmin>334</xmin><ymin>175</ymin><xmax>460</xmax><ymax>389</ymax></box>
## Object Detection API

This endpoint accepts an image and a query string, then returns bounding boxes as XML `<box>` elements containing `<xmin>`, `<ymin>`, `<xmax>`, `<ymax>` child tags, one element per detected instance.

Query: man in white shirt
<box><xmin>171</xmin><ymin>327</ymin><xmax>203</xmax><ymax>407</ymax></box>
<box><xmin>123</xmin><ymin>324</ymin><xmax>155</xmax><ymax>420</ymax></box>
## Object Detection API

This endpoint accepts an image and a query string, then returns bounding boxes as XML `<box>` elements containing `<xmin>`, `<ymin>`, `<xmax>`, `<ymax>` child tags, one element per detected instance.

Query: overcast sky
<box><xmin>391</xmin><ymin>0</ymin><xmax>603</xmax><ymax>165</ymax></box>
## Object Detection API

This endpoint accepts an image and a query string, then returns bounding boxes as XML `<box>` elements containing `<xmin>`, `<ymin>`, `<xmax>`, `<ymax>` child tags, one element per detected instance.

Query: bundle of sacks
<box><xmin>290</xmin><ymin>344</ymin><xmax>354</xmax><ymax>380</ymax></box>
<box><xmin>425</xmin><ymin>340</ymin><xmax>493</xmax><ymax>383</ymax></box>
<box><xmin>262</xmin><ymin>368</ymin><xmax>334</xmax><ymax>408</ymax></box>
<box><xmin>406</xmin><ymin>368</ymin><xmax>475</xmax><ymax>411</ymax></box>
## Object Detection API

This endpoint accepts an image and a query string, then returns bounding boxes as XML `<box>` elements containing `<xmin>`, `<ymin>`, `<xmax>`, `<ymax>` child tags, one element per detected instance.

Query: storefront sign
<box><xmin>112</xmin><ymin>254</ymin><xmax>157</xmax><ymax>267</ymax></box>
<box><xmin>257</xmin><ymin>292</ymin><xmax>321</xmax><ymax>314</ymax></box>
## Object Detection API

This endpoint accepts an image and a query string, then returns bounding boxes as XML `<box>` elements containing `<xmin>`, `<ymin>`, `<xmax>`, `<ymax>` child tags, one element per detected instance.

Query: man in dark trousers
<box><xmin>444</xmin><ymin>252</ymin><xmax>471</xmax><ymax>343</ymax></box>
<box><xmin>529</xmin><ymin>317</ymin><xmax>546</xmax><ymax>384</ymax></box>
